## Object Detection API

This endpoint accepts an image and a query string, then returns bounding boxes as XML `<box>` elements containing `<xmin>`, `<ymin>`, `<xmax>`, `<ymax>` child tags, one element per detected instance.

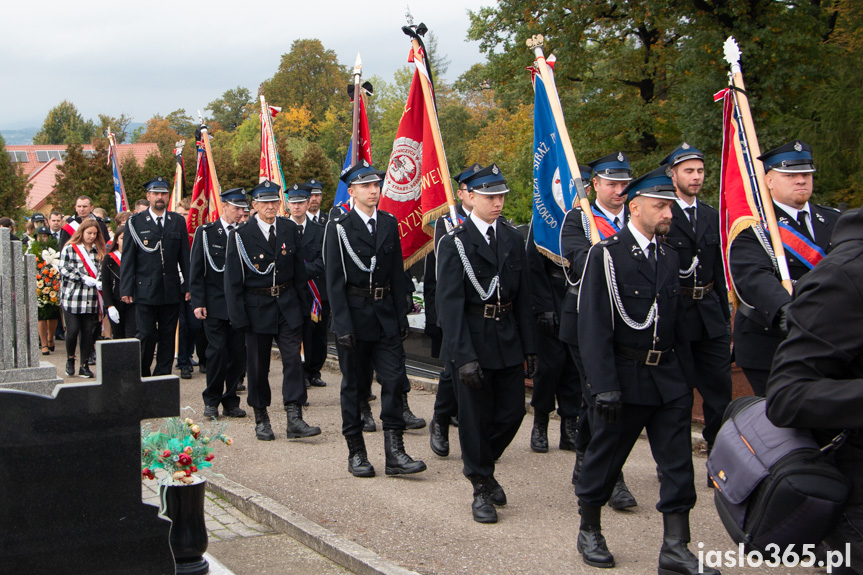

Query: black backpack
<box><xmin>707</xmin><ymin>396</ymin><xmax>850</xmax><ymax>552</ymax></box>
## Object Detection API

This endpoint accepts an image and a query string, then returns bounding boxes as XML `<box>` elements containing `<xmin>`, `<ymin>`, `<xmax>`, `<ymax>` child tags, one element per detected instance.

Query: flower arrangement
<box><xmin>32</xmin><ymin>243</ymin><xmax>61</xmax><ymax>320</ymax></box>
<box><xmin>141</xmin><ymin>416</ymin><xmax>232</xmax><ymax>485</ymax></box>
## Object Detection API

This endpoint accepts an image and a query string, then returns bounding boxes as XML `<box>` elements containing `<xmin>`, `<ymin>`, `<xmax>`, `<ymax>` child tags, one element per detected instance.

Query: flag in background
<box><xmin>259</xmin><ymin>100</ymin><xmax>287</xmax><ymax>215</ymax></box>
<box><xmin>379</xmin><ymin>46</ymin><xmax>449</xmax><ymax>268</ymax></box>
<box><xmin>169</xmin><ymin>140</ymin><xmax>185</xmax><ymax>213</ymax></box>
<box><xmin>186</xmin><ymin>139</ymin><xmax>219</xmax><ymax>246</ymax></box>
<box><xmin>106</xmin><ymin>132</ymin><xmax>129</xmax><ymax>214</ymax></box>
<box><xmin>529</xmin><ymin>55</ymin><xmax>575</xmax><ymax>265</ymax></box>
<box><xmin>333</xmin><ymin>92</ymin><xmax>372</xmax><ymax>208</ymax></box>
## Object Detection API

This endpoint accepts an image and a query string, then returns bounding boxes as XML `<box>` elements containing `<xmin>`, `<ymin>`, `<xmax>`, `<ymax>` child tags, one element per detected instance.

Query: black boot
<box><xmin>468</xmin><ymin>475</ymin><xmax>498</xmax><ymax>523</ymax></box>
<box><xmin>285</xmin><ymin>403</ymin><xmax>321</xmax><ymax>438</ymax></box>
<box><xmin>530</xmin><ymin>411</ymin><xmax>549</xmax><ymax>453</ymax></box>
<box><xmin>487</xmin><ymin>475</ymin><xmax>507</xmax><ymax>506</ymax></box>
<box><xmin>608</xmin><ymin>472</ymin><xmax>637</xmax><ymax>510</ymax></box>
<box><xmin>402</xmin><ymin>393</ymin><xmax>426</xmax><ymax>429</ymax></box>
<box><xmin>429</xmin><ymin>412</ymin><xmax>450</xmax><ymax>457</ymax></box>
<box><xmin>577</xmin><ymin>503</ymin><xmax>614</xmax><ymax>568</ymax></box>
<box><xmin>572</xmin><ymin>449</ymin><xmax>584</xmax><ymax>488</ymax></box>
<box><xmin>658</xmin><ymin>512</ymin><xmax>720</xmax><ymax>575</ymax></box>
<box><xmin>383</xmin><ymin>429</ymin><xmax>426</xmax><ymax>475</ymax></box>
<box><xmin>360</xmin><ymin>399</ymin><xmax>376</xmax><ymax>432</ymax></box>
<box><xmin>65</xmin><ymin>357</ymin><xmax>75</xmax><ymax>377</ymax></box>
<box><xmin>345</xmin><ymin>434</ymin><xmax>375</xmax><ymax>477</ymax></box>
<box><xmin>253</xmin><ymin>408</ymin><xmax>275</xmax><ymax>441</ymax></box>
<box><xmin>559</xmin><ymin>416</ymin><xmax>578</xmax><ymax>451</ymax></box>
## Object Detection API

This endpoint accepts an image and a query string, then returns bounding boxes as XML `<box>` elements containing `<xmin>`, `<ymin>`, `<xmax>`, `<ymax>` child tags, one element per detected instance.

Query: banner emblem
<box><xmin>383</xmin><ymin>137</ymin><xmax>423</xmax><ymax>203</ymax></box>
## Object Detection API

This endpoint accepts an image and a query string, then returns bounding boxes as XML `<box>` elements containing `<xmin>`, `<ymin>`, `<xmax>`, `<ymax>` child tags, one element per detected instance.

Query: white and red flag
<box><xmin>186</xmin><ymin>139</ymin><xmax>220</xmax><ymax>246</ymax></box>
<box><xmin>259</xmin><ymin>97</ymin><xmax>287</xmax><ymax>216</ymax></box>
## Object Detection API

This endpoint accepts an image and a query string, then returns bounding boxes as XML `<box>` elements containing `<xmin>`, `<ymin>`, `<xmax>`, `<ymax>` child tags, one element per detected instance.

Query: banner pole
<box><xmin>197</xmin><ymin>112</ymin><xmax>222</xmax><ymax>219</ymax></box>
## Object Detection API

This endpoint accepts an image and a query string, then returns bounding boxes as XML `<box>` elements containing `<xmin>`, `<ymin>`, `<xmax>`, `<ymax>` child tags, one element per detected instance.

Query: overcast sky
<box><xmin>1</xmin><ymin>0</ymin><xmax>491</xmax><ymax>130</ymax></box>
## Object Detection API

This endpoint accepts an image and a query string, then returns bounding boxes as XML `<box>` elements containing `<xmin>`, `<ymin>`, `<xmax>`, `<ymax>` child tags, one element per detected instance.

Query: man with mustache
<box><xmin>120</xmin><ymin>177</ymin><xmax>191</xmax><ymax>377</ymax></box>
<box><xmin>574</xmin><ymin>167</ymin><xmax>717</xmax><ymax>574</ymax></box>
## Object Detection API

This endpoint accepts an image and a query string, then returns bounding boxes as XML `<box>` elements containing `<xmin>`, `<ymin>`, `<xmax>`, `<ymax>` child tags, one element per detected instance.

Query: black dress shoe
<box><xmin>468</xmin><ymin>476</ymin><xmax>498</xmax><ymax>523</ymax></box>
<box><xmin>224</xmin><ymin>406</ymin><xmax>247</xmax><ymax>418</ymax></box>
<box><xmin>309</xmin><ymin>377</ymin><xmax>326</xmax><ymax>387</ymax></box>
<box><xmin>203</xmin><ymin>406</ymin><xmax>219</xmax><ymax>419</ymax></box>
<box><xmin>48</xmin><ymin>345</ymin><xmax>55</xmax><ymax>351</ymax></box>
<box><xmin>487</xmin><ymin>476</ymin><xmax>507</xmax><ymax>506</ymax></box>
<box><xmin>608</xmin><ymin>473</ymin><xmax>637</xmax><ymax>510</ymax></box>
<box><xmin>253</xmin><ymin>408</ymin><xmax>275</xmax><ymax>441</ymax></box>
<box><xmin>429</xmin><ymin>412</ymin><xmax>450</xmax><ymax>457</ymax></box>
<box><xmin>577</xmin><ymin>526</ymin><xmax>615</xmax><ymax>568</ymax></box>
<box><xmin>78</xmin><ymin>365</ymin><xmax>94</xmax><ymax>378</ymax></box>
<box><xmin>530</xmin><ymin>414</ymin><xmax>549</xmax><ymax>453</ymax></box>
<box><xmin>180</xmin><ymin>367</ymin><xmax>193</xmax><ymax>379</ymax></box>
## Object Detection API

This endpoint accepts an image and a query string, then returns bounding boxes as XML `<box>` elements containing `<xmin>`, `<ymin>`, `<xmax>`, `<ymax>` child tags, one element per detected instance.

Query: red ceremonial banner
<box><xmin>186</xmin><ymin>143</ymin><xmax>218</xmax><ymax>246</ymax></box>
<box><xmin>379</xmin><ymin>55</ymin><xmax>449</xmax><ymax>268</ymax></box>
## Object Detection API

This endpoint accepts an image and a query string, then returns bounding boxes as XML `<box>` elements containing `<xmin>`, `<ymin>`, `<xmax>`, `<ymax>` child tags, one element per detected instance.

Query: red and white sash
<box><xmin>62</xmin><ymin>219</ymin><xmax>80</xmax><ymax>237</ymax></box>
<box><xmin>109</xmin><ymin>252</ymin><xmax>122</xmax><ymax>267</ymax></box>
<box><xmin>71</xmin><ymin>243</ymin><xmax>103</xmax><ymax>311</ymax></box>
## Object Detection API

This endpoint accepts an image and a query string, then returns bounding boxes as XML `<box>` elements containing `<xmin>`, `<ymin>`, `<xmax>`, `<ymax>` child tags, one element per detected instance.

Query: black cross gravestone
<box><xmin>0</xmin><ymin>339</ymin><xmax>179</xmax><ymax>574</ymax></box>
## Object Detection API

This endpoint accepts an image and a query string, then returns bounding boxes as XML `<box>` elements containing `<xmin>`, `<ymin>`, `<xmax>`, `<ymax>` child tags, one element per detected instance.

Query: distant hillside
<box><xmin>1</xmin><ymin>128</ymin><xmax>38</xmax><ymax>145</ymax></box>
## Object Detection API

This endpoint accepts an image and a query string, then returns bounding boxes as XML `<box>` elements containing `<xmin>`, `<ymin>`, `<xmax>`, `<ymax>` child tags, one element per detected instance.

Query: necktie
<box><xmin>685</xmin><ymin>206</ymin><xmax>696</xmax><ymax>233</ymax></box>
<box><xmin>797</xmin><ymin>211</ymin><xmax>813</xmax><ymax>241</ymax></box>
<box><xmin>369</xmin><ymin>218</ymin><xmax>376</xmax><ymax>237</ymax></box>
<box><xmin>647</xmin><ymin>243</ymin><xmax>657</xmax><ymax>274</ymax></box>
<box><xmin>268</xmin><ymin>225</ymin><xmax>276</xmax><ymax>250</ymax></box>
<box><xmin>157</xmin><ymin>216</ymin><xmax>163</xmax><ymax>230</ymax></box>
<box><xmin>311</xmin><ymin>214</ymin><xmax>317</xmax><ymax>224</ymax></box>
<box><xmin>487</xmin><ymin>226</ymin><xmax>497</xmax><ymax>255</ymax></box>
<box><xmin>298</xmin><ymin>225</ymin><xmax>304</xmax><ymax>242</ymax></box>
<box><xmin>53</xmin><ymin>232</ymin><xmax>59</xmax><ymax>241</ymax></box>
<box><xmin>613</xmin><ymin>216</ymin><xmax>621</xmax><ymax>230</ymax></box>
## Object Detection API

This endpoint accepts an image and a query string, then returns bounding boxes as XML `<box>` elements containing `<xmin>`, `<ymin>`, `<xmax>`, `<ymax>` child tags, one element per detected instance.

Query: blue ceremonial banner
<box><xmin>531</xmin><ymin>70</ymin><xmax>576</xmax><ymax>262</ymax></box>
<box><xmin>111</xmin><ymin>159</ymin><xmax>124</xmax><ymax>213</ymax></box>
<box><xmin>333</xmin><ymin>138</ymin><xmax>353</xmax><ymax>207</ymax></box>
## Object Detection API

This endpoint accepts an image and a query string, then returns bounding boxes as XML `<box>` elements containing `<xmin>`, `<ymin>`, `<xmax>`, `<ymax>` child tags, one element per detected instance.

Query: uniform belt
<box><xmin>246</xmin><ymin>280</ymin><xmax>293</xmax><ymax>297</ymax></box>
<box><xmin>681</xmin><ymin>281</ymin><xmax>714</xmax><ymax>300</ymax></box>
<box><xmin>347</xmin><ymin>285</ymin><xmax>391</xmax><ymax>300</ymax></box>
<box><xmin>467</xmin><ymin>302</ymin><xmax>513</xmax><ymax>319</ymax></box>
<box><xmin>548</xmin><ymin>268</ymin><xmax>567</xmax><ymax>280</ymax></box>
<box><xmin>614</xmin><ymin>345</ymin><xmax>674</xmax><ymax>366</ymax></box>
<box><xmin>567</xmin><ymin>285</ymin><xmax>580</xmax><ymax>297</ymax></box>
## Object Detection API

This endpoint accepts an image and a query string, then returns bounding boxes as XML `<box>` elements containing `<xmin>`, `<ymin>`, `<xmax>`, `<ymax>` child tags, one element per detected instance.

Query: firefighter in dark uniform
<box><xmin>559</xmin><ymin>155</ymin><xmax>637</xmax><ymax>510</ymax></box>
<box><xmin>575</xmin><ymin>167</ymin><xmax>718</xmax><ymax>574</ymax></box>
<box><xmin>120</xmin><ymin>177</ymin><xmax>191</xmax><ymax>377</ymax></box>
<box><xmin>324</xmin><ymin>161</ymin><xmax>426</xmax><ymax>478</ymax></box>
<box><xmin>660</xmin><ymin>143</ymin><xmax>732</xmax><ymax>482</ymax></box>
<box><xmin>729</xmin><ymin>140</ymin><xmax>840</xmax><ymax>396</ymax></box>
<box><xmin>299</xmin><ymin>179</ymin><xmax>329</xmax><ymax>388</ymax></box>
<box><xmin>190</xmin><ymin>188</ymin><xmax>248</xmax><ymax>420</ymax></box>
<box><xmin>425</xmin><ymin>163</ymin><xmax>479</xmax><ymax>457</ymax></box>
<box><xmin>285</xmin><ymin>182</ymin><xmax>327</xmax><ymax>389</ymax></box>
<box><xmin>224</xmin><ymin>180</ymin><xmax>320</xmax><ymax>441</ymax></box>
<box><xmin>436</xmin><ymin>164</ymin><xmax>537</xmax><ymax>524</ymax></box>
<box><xmin>767</xmin><ymin>207</ymin><xmax>863</xmax><ymax>573</ymax></box>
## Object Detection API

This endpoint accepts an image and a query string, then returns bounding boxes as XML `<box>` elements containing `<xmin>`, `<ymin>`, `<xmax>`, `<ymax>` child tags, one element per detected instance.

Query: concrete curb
<box><xmin>205</xmin><ymin>474</ymin><xmax>420</xmax><ymax>575</ymax></box>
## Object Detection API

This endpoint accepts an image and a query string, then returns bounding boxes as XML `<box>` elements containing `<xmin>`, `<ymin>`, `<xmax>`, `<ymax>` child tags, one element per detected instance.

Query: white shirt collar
<box><xmin>308</xmin><ymin>210</ymin><xmax>319</xmax><ymax>223</ymax></box>
<box><xmin>469</xmin><ymin>212</ymin><xmax>496</xmax><ymax>242</ymax></box>
<box><xmin>256</xmin><ymin>215</ymin><xmax>276</xmax><ymax>239</ymax></box>
<box><xmin>595</xmin><ymin>202</ymin><xmax>625</xmax><ymax>226</ymax></box>
<box><xmin>148</xmin><ymin>208</ymin><xmax>167</xmax><ymax>223</ymax></box>
<box><xmin>354</xmin><ymin>207</ymin><xmax>377</xmax><ymax>231</ymax></box>
<box><xmin>774</xmin><ymin>201</ymin><xmax>811</xmax><ymax>221</ymax></box>
<box><xmin>220</xmin><ymin>217</ymin><xmax>237</xmax><ymax>234</ymax></box>
<box><xmin>291</xmin><ymin>215</ymin><xmax>307</xmax><ymax>231</ymax></box>
<box><xmin>676</xmin><ymin>197</ymin><xmax>697</xmax><ymax>211</ymax></box>
<box><xmin>627</xmin><ymin>221</ymin><xmax>656</xmax><ymax>254</ymax></box>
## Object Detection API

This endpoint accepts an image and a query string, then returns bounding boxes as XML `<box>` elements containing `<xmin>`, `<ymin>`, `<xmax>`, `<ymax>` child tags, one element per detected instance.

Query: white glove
<box><xmin>81</xmin><ymin>275</ymin><xmax>98</xmax><ymax>288</ymax></box>
<box><xmin>96</xmin><ymin>280</ymin><xmax>103</xmax><ymax>291</ymax></box>
<box><xmin>107</xmin><ymin>306</ymin><xmax>120</xmax><ymax>323</ymax></box>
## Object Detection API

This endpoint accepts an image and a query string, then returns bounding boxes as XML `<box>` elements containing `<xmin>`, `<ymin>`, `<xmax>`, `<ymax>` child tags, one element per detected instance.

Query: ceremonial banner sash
<box><xmin>591</xmin><ymin>206</ymin><xmax>620</xmax><ymax>240</ymax></box>
<box><xmin>71</xmin><ymin>243</ymin><xmax>103</xmax><ymax>311</ymax></box>
<box><xmin>62</xmin><ymin>219</ymin><xmax>80</xmax><ymax>237</ymax></box>
<box><xmin>308</xmin><ymin>280</ymin><xmax>322</xmax><ymax>323</ymax></box>
<box><xmin>775</xmin><ymin>223</ymin><xmax>825</xmax><ymax>269</ymax></box>
<box><xmin>109</xmin><ymin>252</ymin><xmax>121</xmax><ymax>267</ymax></box>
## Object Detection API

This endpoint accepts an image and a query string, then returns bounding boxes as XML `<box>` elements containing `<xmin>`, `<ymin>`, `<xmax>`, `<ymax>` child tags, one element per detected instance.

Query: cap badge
<box><xmin>779</xmin><ymin>216</ymin><xmax>790</xmax><ymax>224</ymax></box>
<box><xmin>617</xmin><ymin>152</ymin><xmax>624</xmax><ymax>162</ymax></box>
<box><xmin>794</xmin><ymin>141</ymin><xmax>803</xmax><ymax>152</ymax></box>
<box><xmin>816</xmin><ymin>213</ymin><xmax>826</xmax><ymax>224</ymax></box>
<box><xmin>363</xmin><ymin>160</ymin><xmax>369</xmax><ymax>167</ymax></box>
<box><xmin>157</xmin><ymin>176</ymin><xmax>164</xmax><ymax>182</ymax></box>
<box><xmin>473</xmin><ymin>165</ymin><xmax>481</xmax><ymax>172</ymax></box>
<box><xmin>682</xmin><ymin>142</ymin><xmax>690</xmax><ymax>150</ymax></box>
<box><xmin>264</xmin><ymin>181</ymin><xmax>270</xmax><ymax>188</ymax></box>
<box><xmin>492</xmin><ymin>165</ymin><xmax>499</xmax><ymax>175</ymax></box>
<box><xmin>311</xmin><ymin>179</ymin><xmax>317</xmax><ymax>184</ymax></box>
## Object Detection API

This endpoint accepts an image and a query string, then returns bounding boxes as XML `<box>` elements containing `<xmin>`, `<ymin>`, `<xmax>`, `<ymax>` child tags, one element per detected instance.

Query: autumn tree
<box><xmin>0</xmin><ymin>135</ymin><xmax>30</xmax><ymax>221</ymax></box>
<box><xmin>33</xmin><ymin>101</ymin><xmax>96</xmax><ymax>145</ymax></box>
<box><xmin>97</xmin><ymin>113</ymin><xmax>134</xmax><ymax>143</ymax></box>
<box><xmin>137</xmin><ymin>115</ymin><xmax>183</xmax><ymax>157</ymax></box>
<box><xmin>297</xmin><ymin>143</ymin><xmax>337</xmax><ymax>207</ymax></box>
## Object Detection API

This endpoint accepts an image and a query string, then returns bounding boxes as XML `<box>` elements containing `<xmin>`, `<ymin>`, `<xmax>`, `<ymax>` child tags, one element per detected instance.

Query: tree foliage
<box><xmin>206</xmin><ymin>87</ymin><xmax>254</xmax><ymax>132</ymax></box>
<box><xmin>0</xmin><ymin>135</ymin><xmax>30</xmax><ymax>221</ymax></box>
<box><xmin>97</xmin><ymin>113</ymin><xmax>134</xmax><ymax>143</ymax></box>
<box><xmin>33</xmin><ymin>100</ymin><xmax>96</xmax><ymax>145</ymax></box>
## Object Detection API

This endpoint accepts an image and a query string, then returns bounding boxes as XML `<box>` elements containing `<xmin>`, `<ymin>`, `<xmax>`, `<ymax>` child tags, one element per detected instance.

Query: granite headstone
<box><xmin>0</xmin><ymin>339</ymin><xmax>179</xmax><ymax>574</ymax></box>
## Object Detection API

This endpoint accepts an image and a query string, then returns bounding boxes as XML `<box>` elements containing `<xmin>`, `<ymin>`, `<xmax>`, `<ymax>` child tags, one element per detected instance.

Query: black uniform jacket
<box><xmin>424</xmin><ymin>204</ymin><xmax>469</xmax><ymax>332</ymax></box>
<box><xmin>120</xmin><ymin>210</ymin><xmax>190</xmax><ymax>305</ymax></box>
<box><xmin>665</xmin><ymin>200</ymin><xmax>730</xmax><ymax>340</ymax></box>
<box><xmin>526</xmin><ymin>224</ymin><xmax>568</xmax><ymax>318</ymax></box>
<box><xmin>766</xmin><ymin>209</ymin><xmax>863</xmax><ymax>502</ymax></box>
<box><xmin>729</xmin><ymin>202</ymin><xmax>840</xmax><ymax>370</ymax></box>
<box><xmin>578</xmin><ymin>225</ymin><xmax>688</xmax><ymax>406</ymax></box>
<box><xmin>190</xmin><ymin>221</ymin><xmax>231</xmax><ymax>321</ymax></box>
<box><xmin>59</xmin><ymin>215</ymin><xmax>110</xmax><ymax>250</ymax></box>
<box><xmin>324</xmin><ymin>208</ymin><xmax>409</xmax><ymax>342</ymax></box>
<box><xmin>299</xmin><ymin>219</ymin><xmax>327</xmax><ymax>302</ymax></box>
<box><xmin>436</xmin><ymin>216</ymin><xmax>535</xmax><ymax>371</ymax></box>
<box><xmin>100</xmin><ymin>254</ymin><xmax>131</xmax><ymax>314</ymax></box>
<box><xmin>224</xmin><ymin>216</ymin><xmax>310</xmax><ymax>334</ymax></box>
<box><xmin>558</xmin><ymin>203</ymin><xmax>629</xmax><ymax>345</ymax></box>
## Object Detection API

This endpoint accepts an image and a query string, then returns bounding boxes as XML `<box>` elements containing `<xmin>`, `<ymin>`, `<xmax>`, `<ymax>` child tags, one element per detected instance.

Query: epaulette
<box><xmin>498</xmin><ymin>216</ymin><xmax>516</xmax><ymax>230</ymax></box>
<box><xmin>332</xmin><ymin>212</ymin><xmax>347</xmax><ymax>223</ymax></box>
<box><xmin>201</xmin><ymin>221</ymin><xmax>216</xmax><ymax>229</ymax></box>
<box><xmin>378</xmin><ymin>210</ymin><xmax>396</xmax><ymax>219</ymax></box>
<box><xmin>816</xmin><ymin>204</ymin><xmax>841</xmax><ymax>213</ymax></box>
<box><xmin>599</xmin><ymin>234</ymin><xmax>621</xmax><ymax>246</ymax></box>
<box><xmin>700</xmin><ymin>202</ymin><xmax>718</xmax><ymax>213</ymax></box>
<box><xmin>448</xmin><ymin>223</ymin><xmax>467</xmax><ymax>236</ymax></box>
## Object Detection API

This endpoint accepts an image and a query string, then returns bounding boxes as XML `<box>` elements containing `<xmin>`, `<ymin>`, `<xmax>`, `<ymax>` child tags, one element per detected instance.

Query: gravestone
<box><xmin>0</xmin><ymin>227</ymin><xmax>63</xmax><ymax>395</ymax></box>
<box><xmin>0</xmin><ymin>338</ymin><xmax>179</xmax><ymax>574</ymax></box>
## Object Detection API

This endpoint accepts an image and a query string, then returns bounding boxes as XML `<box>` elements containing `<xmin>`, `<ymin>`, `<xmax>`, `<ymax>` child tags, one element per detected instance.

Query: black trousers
<box><xmin>177</xmin><ymin>300</ymin><xmax>201</xmax><ymax>369</ymax></box>
<box><xmin>576</xmin><ymin>393</ymin><xmax>696</xmax><ymax>513</ymax></box>
<box><xmin>680</xmin><ymin>333</ymin><xmax>732</xmax><ymax>446</ymax></box>
<box><xmin>743</xmin><ymin>367</ymin><xmax>770</xmax><ymax>397</ymax></box>
<box><xmin>135</xmin><ymin>303</ymin><xmax>179</xmax><ymax>377</ymax></box>
<box><xmin>433</xmin><ymin>362</ymin><xmax>458</xmax><ymax>418</ymax></box>
<box><xmin>244</xmin><ymin>315</ymin><xmax>305</xmax><ymax>410</ymax></box>
<box><xmin>530</xmin><ymin>328</ymin><xmax>581</xmax><ymax>418</ymax></box>
<box><xmin>202</xmin><ymin>317</ymin><xmax>244</xmax><ymax>410</ymax></box>
<box><xmin>63</xmin><ymin>310</ymin><xmax>97</xmax><ymax>361</ymax></box>
<box><xmin>302</xmin><ymin>300</ymin><xmax>330</xmax><ymax>379</ymax></box>
<box><xmin>338</xmin><ymin>334</ymin><xmax>406</xmax><ymax>436</ymax></box>
<box><xmin>109</xmin><ymin>305</ymin><xmax>137</xmax><ymax>340</ymax></box>
<box><xmin>567</xmin><ymin>341</ymin><xmax>593</xmax><ymax>452</ymax></box>
<box><xmin>456</xmin><ymin>363</ymin><xmax>526</xmax><ymax>477</ymax></box>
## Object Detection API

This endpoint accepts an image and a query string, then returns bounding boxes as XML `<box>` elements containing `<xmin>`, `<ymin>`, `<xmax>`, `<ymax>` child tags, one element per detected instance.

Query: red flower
<box><xmin>162</xmin><ymin>449</ymin><xmax>172</xmax><ymax>458</ymax></box>
<box><xmin>204</xmin><ymin>454</ymin><xmax>214</xmax><ymax>462</ymax></box>
<box><xmin>178</xmin><ymin>453</ymin><xmax>192</xmax><ymax>466</ymax></box>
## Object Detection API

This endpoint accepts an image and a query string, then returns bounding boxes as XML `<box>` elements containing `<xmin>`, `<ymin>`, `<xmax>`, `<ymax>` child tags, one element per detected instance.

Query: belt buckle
<box><xmin>374</xmin><ymin>287</ymin><xmax>386</xmax><ymax>300</ymax></box>
<box><xmin>645</xmin><ymin>350</ymin><xmax>662</xmax><ymax>366</ymax></box>
<box><xmin>691</xmin><ymin>286</ymin><xmax>705</xmax><ymax>300</ymax></box>
<box><xmin>270</xmin><ymin>285</ymin><xmax>281</xmax><ymax>297</ymax></box>
<box><xmin>483</xmin><ymin>304</ymin><xmax>497</xmax><ymax>319</ymax></box>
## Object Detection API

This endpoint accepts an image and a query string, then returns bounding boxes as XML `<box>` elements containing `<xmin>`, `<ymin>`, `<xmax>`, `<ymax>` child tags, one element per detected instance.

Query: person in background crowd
<box><xmin>101</xmin><ymin>226</ymin><xmax>136</xmax><ymax>339</ymax></box>
<box><xmin>48</xmin><ymin>211</ymin><xmax>64</xmax><ymax>242</ymax></box>
<box><xmin>134</xmin><ymin>199</ymin><xmax>150</xmax><ymax>214</ymax></box>
<box><xmin>114</xmin><ymin>211</ymin><xmax>131</xmax><ymax>229</ymax></box>
<box><xmin>29</xmin><ymin>224</ymin><xmax>61</xmax><ymax>355</ymax></box>
<box><xmin>59</xmin><ymin>219</ymin><xmax>105</xmax><ymax>379</ymax></box>
<box><xmin>58</xmin><ymin>196</ymin><xmax>110</xmax><ymax>250</ymax></box>
<box><xmin>0</xmin><ymin>217</ymin><xmax>22</xmax><ymax>242</ymax></box>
